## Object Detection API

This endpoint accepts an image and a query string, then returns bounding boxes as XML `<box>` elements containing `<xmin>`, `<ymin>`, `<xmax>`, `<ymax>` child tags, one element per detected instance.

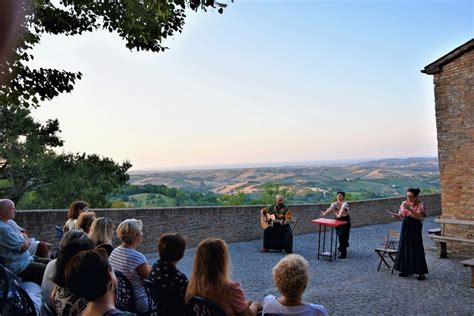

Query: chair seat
<box><xmin>374</xmin><ymin>248</ymin><xmax>397</xmax><ymax>253</ymax></box>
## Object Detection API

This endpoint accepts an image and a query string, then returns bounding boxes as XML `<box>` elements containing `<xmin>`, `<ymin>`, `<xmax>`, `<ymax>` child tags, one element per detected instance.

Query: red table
<box><xmin>311</xmin><ymin>218</ymin><xmax>347</xmax><ymax>261</ymax></box>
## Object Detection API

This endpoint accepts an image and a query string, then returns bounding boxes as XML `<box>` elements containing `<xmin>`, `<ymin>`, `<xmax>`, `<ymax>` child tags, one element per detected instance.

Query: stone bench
<box><xmin>461</xmin><ymin>258</ymin><xmax>474</xmax><ymax>288</ymax></box>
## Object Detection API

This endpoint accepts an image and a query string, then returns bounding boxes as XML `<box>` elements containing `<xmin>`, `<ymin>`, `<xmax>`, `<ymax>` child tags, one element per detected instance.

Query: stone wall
<box><xmin>432</xmin><ymin>47</ymin><xmax>474</xmax><ymax>255</ymax></box>
<box><xmin>15</xmin><ymin>194</ymin><xmax>441</xmax><ymax>254</ymax></box>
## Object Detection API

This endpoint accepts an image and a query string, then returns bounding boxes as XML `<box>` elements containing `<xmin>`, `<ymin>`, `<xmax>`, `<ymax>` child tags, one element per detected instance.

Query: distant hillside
<box><xmin>129</xmin><ymin>157</ymin><xmax>439</xmax><ymax>198</ymax></box>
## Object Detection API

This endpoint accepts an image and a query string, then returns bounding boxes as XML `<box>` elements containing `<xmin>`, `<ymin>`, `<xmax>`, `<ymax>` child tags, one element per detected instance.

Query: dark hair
<box><xmin>158</xmin><ymin>233</ymin><xmax>186</xmax><ymax>262</ymax></box>
<box><xmin>65</xmin><ymin>249</ymin><xmax>111</xmax><ymax>301</ymax></box>
<box><xmin>53</xmin><ymin>237</ymin><xmax>95</xmax><ymax>287</ymax></box>
<box><xmin>337</xmin><ymin>191</ymin><xmax>346</xmax><ymax>198</ymax></box>
<box><xmin>77</xmin><ymin>211</ymin><xmax>96</xmax><ymax>234</ymax></box>
<box><xmin>59</xmin><ymin>229</ymin><xmax>88</xmax><ymax>250</ymax></box>
<box><xmin>407</xmin><ymin>188</ymin><xmax>421</xmax><ymax>197</ymax></box>
<box><xmin>67</xmin><ymin>201</ymin><xmax>89</xmax><ymax>220</ymax></box>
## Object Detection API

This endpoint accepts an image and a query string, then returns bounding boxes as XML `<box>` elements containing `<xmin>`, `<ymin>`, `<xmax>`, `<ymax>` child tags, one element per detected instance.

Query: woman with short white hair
<box><xmin>108</xmin><ymin>219</ymin><xmax>150</xmax><ymax>313</ymax></box>
<box><xmin>262</xmin><ymin>254</ymin><xmax>328</xmax><ymax>316</ymax></box>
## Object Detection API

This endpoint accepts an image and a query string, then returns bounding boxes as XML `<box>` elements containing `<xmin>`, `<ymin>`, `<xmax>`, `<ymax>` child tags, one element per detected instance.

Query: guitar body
<box><xmin>260</xmin><ymin>213</ymin><xmax>276</xmax><ymax>229</ymax></box>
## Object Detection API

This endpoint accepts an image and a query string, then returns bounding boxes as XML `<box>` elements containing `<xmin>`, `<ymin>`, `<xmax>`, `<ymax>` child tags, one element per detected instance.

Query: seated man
<box><xmin>0</xmin><ymin>199</ymin><xmax>48</xmax><ymax>285</ymax></box>
<box><xmin>8</xmin><ymin>219</ymin><xmax>52</xmax><ymax>258</ymax></box>
<box><xmin>261</xmin><ymin>194</ymin><xmax>293</xmax><ymax>253</ymax></box>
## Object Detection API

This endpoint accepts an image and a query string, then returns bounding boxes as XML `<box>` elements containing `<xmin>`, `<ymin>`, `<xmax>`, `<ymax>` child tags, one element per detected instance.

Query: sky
<box><xmin>30</xmin><ymin>0</ymin><xmax>473</xmax><ymax>170</ymax></box>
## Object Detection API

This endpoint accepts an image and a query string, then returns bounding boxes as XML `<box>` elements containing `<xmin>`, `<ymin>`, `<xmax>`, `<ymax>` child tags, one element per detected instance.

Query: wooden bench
<box><xmin>429</xmin><ymin>218</ymin><xmax>474</xmax><ymax>258</ymax></box>
<box><xmin>461</xmin><ymin>258</ymin><xmax>474</xmax><ymax>288</ymax></box>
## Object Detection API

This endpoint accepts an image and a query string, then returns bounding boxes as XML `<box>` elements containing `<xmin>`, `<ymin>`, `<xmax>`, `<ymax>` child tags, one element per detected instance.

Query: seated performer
<box><xmin>261</xmin><ymin>194</ymin><xmax>293</xmax><ymax>253</ymax></box>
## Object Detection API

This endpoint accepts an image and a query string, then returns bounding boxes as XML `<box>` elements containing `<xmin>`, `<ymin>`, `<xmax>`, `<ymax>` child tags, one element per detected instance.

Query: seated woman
<box><xmin>261</xmin><ymin>194</ymin><xmax>293</xmax><ymax>253</ymax></box>
<box><xmin>64</xmin><ymin>200</ymin><xmax>89</xmax><ymax>233</ymax></box>
<box><xmin>41</xmin><ymin>230</ymin><xmax>88</xmax><ymax>309</ymax></box>
<box><xmin>65</xmin><ymin>249</ymin><xmax>133</xmax><ymax>315</ymax></box>
<box><xmin>0</xmin><ymin>199</ymin><xmax>48</xmax><ymax>286</ymax></box>
<box><xmin>185</xmin><ymin>238</ymin><xmax>261</xmax><ymax>316</ymax></box>
<box><xmin>262</xmin><ymin>254</ymin><xmax>328</xmax><ymax>316</ymax></box>
<box><xmin>88</xmin><ymin>217</ymin><xmax>115</xmax><ymax>256</ymax></box>
<box><xmin>77</xmin><ymin>211</ymin><xmax>96</xmax><ymax>234</ymax></box>
<box><xmin>109</xmin><ymin>219</ymin><xmax>150</xmax><ymax>313</ymax></box>
<box><xmin>51</xmin><ymin>235</ymin><xmax>95</xmax><ymax>315</ymax></box>
<box><xmin>149</xmin><ymin>233</ymin><xmax>188</xmax><ymax>315</ymax></box>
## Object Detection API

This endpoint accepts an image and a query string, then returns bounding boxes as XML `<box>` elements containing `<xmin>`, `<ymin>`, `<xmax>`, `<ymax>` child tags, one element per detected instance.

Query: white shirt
<box><xmin>262</xmin><ymin>295</ymin><xmax>329</xmax><ymax>316</ymax></box>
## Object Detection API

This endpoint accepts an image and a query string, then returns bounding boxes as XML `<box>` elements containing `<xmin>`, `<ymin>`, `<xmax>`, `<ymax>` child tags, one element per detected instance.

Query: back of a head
<box><xmin>89</xmin><ymin>217</ymin><xmax>115</xmax><ymax>245</ymax></box>
<box><xmin>65</xmin><ymin>249</ymin><xmax>111</xmax><ymax>301</ymax></box>
<box><xmin>158</xmin><ymin>233</ymin><xmax>186</xmax><ymax>262</ymax></box>
<box><xmin>407</xmin><ymin>188</ymin><xmax>421</xmax><ymax>197</ymax></box>
<box><xmin>53</xmin><ymin>236</ymin><xmax>95</xmax><ymax>287</ymax></box>
<box><xmin>186</xmin><ymin>238</ymin><xmax>230</xmax><ymax>302</ymax></box>
<box><xmin>59</xmin><ymin>229</ymin><xmax>88</xmax><ymax>250</ymax></box>
<box><xmin>116</xmin><ymin>218</ymin><xmax>143</xmax><ymax>244</ymax></box>
<box><xmin>77</xmin><ymin>212</ymin><xmax>96</xmax><ymax>234</ymax></box>
<box><xmin>272</xmin><ymin>254</ymin><xmax>310</xmax><ymax>300</ymax></box>
<box><xmin>67</xmin><ymin>200</ymin><xmax>89</xmax><ymax>220</ymax></box>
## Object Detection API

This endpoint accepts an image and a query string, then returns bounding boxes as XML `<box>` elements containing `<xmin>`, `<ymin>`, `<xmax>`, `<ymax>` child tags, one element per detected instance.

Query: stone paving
<box><xmin>145</xmin><ymin>217</ymin><xmax>474</xmax><ymax>315</ymax></box>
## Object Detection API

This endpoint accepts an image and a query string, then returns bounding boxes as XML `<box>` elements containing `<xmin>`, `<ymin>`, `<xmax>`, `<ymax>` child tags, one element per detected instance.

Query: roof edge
<box><xmin>422</xmin><ymin>38</ymin><xmax>474</xmax><ymax>75</ymax></box>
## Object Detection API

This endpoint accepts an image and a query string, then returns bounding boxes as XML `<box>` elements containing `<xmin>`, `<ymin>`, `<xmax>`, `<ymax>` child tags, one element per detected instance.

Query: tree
<box><xmin>1</xmin><ymin>0</ymin><xmax>230</xmax><ymax>205</ymax></box>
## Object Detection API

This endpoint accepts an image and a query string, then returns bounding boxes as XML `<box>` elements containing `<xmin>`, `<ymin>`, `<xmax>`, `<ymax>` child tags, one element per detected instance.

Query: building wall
<box><xmin>15</xmin><ymin>194</ymin><xmax>441</xmax><ymax>254</ymax></box>
<box><xmin>432</xmin><ymin>48</ymin><xmax>474</xmax><ymax>255</ymax></box>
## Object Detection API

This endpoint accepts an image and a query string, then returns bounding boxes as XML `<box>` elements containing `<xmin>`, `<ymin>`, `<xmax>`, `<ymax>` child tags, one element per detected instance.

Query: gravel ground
<box><xmin>145</xmin><ymin>216</ymin><xmax>474</xmax><ymax>315</ymax></box>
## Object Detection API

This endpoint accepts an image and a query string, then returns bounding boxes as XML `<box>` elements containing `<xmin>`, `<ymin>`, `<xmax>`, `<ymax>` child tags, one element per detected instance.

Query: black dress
<box><xmin>394</xmin><ymin>216</ymin><xmax>428</xmax><ymax>275</ymax></box>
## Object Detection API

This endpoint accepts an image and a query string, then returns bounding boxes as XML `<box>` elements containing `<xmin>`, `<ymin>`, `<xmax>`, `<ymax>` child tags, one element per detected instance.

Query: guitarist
<box><xmin>260</xmin><ymin>194</ymin><xmax>293</xmax><ymax>253</ymax></box>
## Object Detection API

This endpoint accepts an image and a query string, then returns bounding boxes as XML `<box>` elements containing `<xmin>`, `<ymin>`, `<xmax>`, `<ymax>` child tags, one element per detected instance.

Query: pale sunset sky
<box><xmin>30</xmin><ymin>0</ymin><xmax>473</xmax><ymax>170</ymax></box>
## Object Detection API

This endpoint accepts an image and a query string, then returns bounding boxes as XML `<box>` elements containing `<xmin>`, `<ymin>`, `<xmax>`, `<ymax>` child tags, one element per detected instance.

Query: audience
<box><xmin>88</xmin><ymin>217</ymin><xmax>115</xmax><ymax>256</ymax></box>
<box><xmin>64</xmin><ymin>200</ymin><xmax>89</xmax><ymax>233</ymax></box>
<box><xmin>149</xmin><ymin>233</ymin><xmax>188</xmax><ymax>315</ymax></box>
<box><xmin>261</xmin><ymin>254</ymin><xmax>328</xmax><ymax>316</ymax></box>
<box><xmin>185</xmin><ymin>238</ymin><xmax>261</xmax><ymax>316</ymax></box>
<box><xmin>41</xmin><ymin>230</ymin><xmax>88</xmax><ymax>307</ymax></box>
<box><xmin>109</xmin><ymin>219</ymin><xmax>150</xmax><ymax>313</ymax></box>
<box><xmin>51</xmin><ymin>235</ymin><xmax>95</xmax><ymax>315</ymax></box>
<box><xmin>7</xmin><ymin>219</ymin><xmax>51</xmax><ymax>258</ymax></box>
<box><xmin>0</xmin><ymin>199</ymin><xmax>48</xmax><ymax>285</ymax></box>
<box><xmin>77</xmin><ymin>211</ymin><xmax>97</xmax><ymax>234</ymax></box>
<box><xmin>66</xmin><ymin>249</ymin><xmax>133</xmax><ymax>315</ymax></box>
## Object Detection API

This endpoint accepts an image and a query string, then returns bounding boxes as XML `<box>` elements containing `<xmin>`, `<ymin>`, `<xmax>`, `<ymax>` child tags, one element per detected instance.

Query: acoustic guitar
<box><xmin>260</xmin><ymin>209</ymin><xmax>294</xmax><ymax>229</ymax></box>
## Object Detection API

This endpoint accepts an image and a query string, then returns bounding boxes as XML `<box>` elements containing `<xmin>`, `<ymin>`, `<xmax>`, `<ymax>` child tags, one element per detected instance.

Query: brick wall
<box><xmin>15</xmin><ymin>194</ymin><xmax>440</xmax><ymax>254</ymax></box>
<box><xmin>432</xmin><ymin>48</ymin><xmax>474</xmax><ymax>255</ymax></box>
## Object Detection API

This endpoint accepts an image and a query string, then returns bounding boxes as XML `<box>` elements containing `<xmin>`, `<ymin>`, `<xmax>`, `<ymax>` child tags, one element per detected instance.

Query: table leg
<box><xmin>335</xmin><ymin>229</ymin><xmax>338</xmax><ymax>261</ymax></box>
<box><xmin>317</xmin><ymin>224</ymin><xmax>321</xmax><ymax>260</ymax></box>
<box><xmin>322</xmin><ymin>225</ymin><xmax>327</xmax><ymax>258</ymax></box>
<box><xmin>330</xmin><ymin>227</ymin><xmax>334</xmax><ymax>262</ymax></box>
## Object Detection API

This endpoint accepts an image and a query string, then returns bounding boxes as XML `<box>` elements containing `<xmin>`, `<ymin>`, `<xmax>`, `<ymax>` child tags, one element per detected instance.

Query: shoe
<box><xmin>398</xmin><ymin>273</ymin><xmax>409</xmax><ymax>277</ymax></box>
<box><xmin>338</xmin><ymin>254</ymin><xmax>347</xmax><ymax>259</ymax></box>
<box><xmin>259</xmin><ymin>248</ymin><xmax>269</xmax><ymax>253</ymax></box>
<box><xmin>417</xmin><ymin>274</ymin><xmax>426</xmax><ymax>281</ymax></box>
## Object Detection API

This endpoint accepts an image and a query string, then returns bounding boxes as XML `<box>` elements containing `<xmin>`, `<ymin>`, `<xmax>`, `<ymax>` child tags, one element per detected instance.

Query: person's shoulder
<box><xmin>307</xmin><ymin>303</ymin><xmax>329</xmax><ymax>316</ymax></box>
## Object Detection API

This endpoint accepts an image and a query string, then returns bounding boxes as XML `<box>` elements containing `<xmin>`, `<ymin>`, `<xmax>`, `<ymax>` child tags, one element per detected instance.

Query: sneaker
<box><xmin>338</xmin><ymin>254</ymin><xmax>347</xmax><ymax>259</ymax></box>
<box><xmin>259</xmin><ymin>248</ymin><xmax>269</xmax><ymax>253</ymax></box>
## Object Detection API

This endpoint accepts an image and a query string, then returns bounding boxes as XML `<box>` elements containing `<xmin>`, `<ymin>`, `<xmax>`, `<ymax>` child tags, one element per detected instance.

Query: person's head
<box><xmin>158</xmin><ymin>233</ymin><xmax>186</xmax><ymax>263</ymax></box>
<box><xmin>0</xmin><ymin>199</ymin><xmax>15</xmax><ymax>221</ymax></box>
<box><xmin>77</xmin><ymin>211</ymin><xmax>96</xmax><ymax>234</ymax></box>
<box><xmin>337</xmin><ymin>191</ymin><xmax>345</xmax><ymax>202</ymax></box>
<box><xmin>88</xmin><ymin>217</ymin><xmax>115</xmax><ymax>245</ymax></box>
<box><xmin>185</xmin><ymin>238</ymin><xmax>230</xmax><ymax>303</ymax></box>
<box><xmin>275</xmin><ymin>194</ymin><xmax>284</xmax><ymax>206</ymax></box>
<box><xmin>53</xmin><ymin>235</ymin><xmax>95</xmax><ymax>287</ymax></box>
<box><xmin>406</xmin><ymin>188</ymin><xmax>421</xmax><ymax>203</ymax></box>
<box><xmin>272</xmin><ymin>254</ymin><xmax>310</xmax><ymax>300</ymax></box>
<box><xmin>65</xmin><ymin>249</ymin><xmax>116</xmax><ymax>302</ymax></box>
<box><xmin>116</xmin><ymin>219</ymin><xmax>143</xmax><ymax>245</ymax></box>
<box><xmin>59</xmin><ymin>229</ymin><xmax>89</xmax><ymax>250</ymax></box>
<box><xmin>67</xmin><ymin>200</ymin><xmax>89</xmax><ymax>220</ymax></box>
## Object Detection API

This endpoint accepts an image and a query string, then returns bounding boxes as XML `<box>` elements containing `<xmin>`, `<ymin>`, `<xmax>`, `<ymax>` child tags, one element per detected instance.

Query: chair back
<box><xmin>114</xmin><ymin>270</ymin><xmax>136</xmax><ymax>313</ymax></box>
<box><xmin>384</xmin><ymin>230</ymin><xmax>400</xmax><ymax>249</ymax></box>
<box><xmin>142</xmin><ymin>279</ymin><xmax>158</xmax><ymax>313</ymax></box>
<box><xmin>185</xmin><ymin>296</ymin><xmax>227</xmax><ymax>316</ymax></box>
<box><xmin>290</xmin><ymin>217</ymin><xmax>299</xmax><ymax>233</ymax></box>
<box><xmin>0</xmin><ymin>264</ymin><xmax>9</xmax><ymax>313</ymax></box>
<box><xmin>3</xmin><ymin>279</ymin><xmax>37</xmax><ymax>315</ymax></box>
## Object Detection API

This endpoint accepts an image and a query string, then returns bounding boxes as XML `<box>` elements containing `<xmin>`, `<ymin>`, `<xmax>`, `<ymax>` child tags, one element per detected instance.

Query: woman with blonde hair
<box><xmin>108</xmin><ymin>219</ymin><xmax>150</xmax><ymax>313</ymax></box>
<box><xmin>262</xmin><ymin>254</ymin><xmax>328</xmax><ymax>315</ymax></box>
<box><xmin>185</xmin><ymin>238</ymin><xmax>260</xmax><ymax>316</ymax></box>
<box><xmin>88</xmin><ymin>217</ymin><xmax>115</xmax><ymax>255</ymax></box>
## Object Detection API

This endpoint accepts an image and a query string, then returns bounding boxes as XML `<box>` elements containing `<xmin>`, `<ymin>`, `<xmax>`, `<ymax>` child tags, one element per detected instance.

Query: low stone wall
<box><xmin>15</xmin><ymin>194</ymin><xmax>441</xmax><ymax>254</ymax></box>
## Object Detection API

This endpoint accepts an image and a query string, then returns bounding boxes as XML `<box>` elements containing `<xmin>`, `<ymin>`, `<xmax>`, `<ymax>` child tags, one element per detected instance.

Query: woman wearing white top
<box><xmin>108</xmin><ymin>219</ymin><xmax>150</xmax><ymax>313</ymax></box>
<box><xmin>262</xmin><ymin>254</ymin><xmax>328</xmax><ymax>316</ymax></box>
<box><xmin>320</xmin><ymin>191</ymin><xmax>351</xmax><ymax>259</ymax></box>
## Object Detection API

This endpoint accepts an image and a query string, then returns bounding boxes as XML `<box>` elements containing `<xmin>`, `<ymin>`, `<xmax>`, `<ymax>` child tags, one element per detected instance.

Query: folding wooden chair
<box><xmin>374</xmin><ymin>230</ymin><xmax>400</xmax><ymax>274</ymax></box>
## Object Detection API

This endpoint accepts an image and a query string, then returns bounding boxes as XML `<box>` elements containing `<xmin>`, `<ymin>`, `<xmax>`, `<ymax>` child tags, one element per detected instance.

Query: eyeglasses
<box><xmin>406</xmin><ymin>195</ymin><xmax>415</xmax><ymax>199</ymax></box>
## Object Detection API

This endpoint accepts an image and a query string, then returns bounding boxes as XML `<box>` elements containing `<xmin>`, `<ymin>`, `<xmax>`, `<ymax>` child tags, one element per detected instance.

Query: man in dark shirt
<box><xmin>261</xmin><ymin>195</ymin><xmax>293</xmax><ymax>253</ymax></box>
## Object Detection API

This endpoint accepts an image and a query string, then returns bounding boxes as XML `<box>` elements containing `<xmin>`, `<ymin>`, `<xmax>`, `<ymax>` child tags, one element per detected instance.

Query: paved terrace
<box><xmin>145</xmin><ymin>216</ymin><xmax>473</xmax><ymax>315</ymax></box>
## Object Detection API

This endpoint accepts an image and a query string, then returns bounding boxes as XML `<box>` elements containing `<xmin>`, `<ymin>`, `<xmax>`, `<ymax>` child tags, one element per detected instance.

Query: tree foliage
<box><xmin>1</xmin><ymin>0</ymin><xmax>230</xmax><ymax>206</ymax></box>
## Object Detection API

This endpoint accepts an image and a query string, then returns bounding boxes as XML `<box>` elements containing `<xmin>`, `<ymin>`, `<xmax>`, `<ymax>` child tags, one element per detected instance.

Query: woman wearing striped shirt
<box><xmin>109</xmin><ymin>219</ymin><xmax>150</xmax><ymax>313</ymax></box>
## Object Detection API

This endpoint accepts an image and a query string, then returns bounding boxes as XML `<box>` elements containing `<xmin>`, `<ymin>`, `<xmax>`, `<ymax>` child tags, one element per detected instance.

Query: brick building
<box><xmin>422</xmin><ymin>39</ymin><xmax>474</xmax><ymax>256</ymax></box>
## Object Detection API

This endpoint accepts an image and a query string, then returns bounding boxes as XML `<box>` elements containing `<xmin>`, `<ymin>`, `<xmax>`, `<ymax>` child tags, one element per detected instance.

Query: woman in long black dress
<box><xmin>393</xmin><ymin>188</ymin><xmax>428</xmax><ymax>280</ymax></box>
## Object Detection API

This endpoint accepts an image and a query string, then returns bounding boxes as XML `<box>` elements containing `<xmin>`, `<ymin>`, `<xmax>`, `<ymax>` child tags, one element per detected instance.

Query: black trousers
<box><xmin>335</xmin><ymin>216</ymin><xmax>351</xmax><ymax>255</ymax></box>
<box><xmin>263</xmin><ymin>223</ymin><xmax>293</xmax><ymax>253</ymax></box>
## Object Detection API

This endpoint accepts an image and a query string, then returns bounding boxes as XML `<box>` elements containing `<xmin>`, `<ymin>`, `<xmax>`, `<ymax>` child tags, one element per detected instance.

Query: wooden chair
<box><xmin>374</xmin><ymin>230</ymin><xmax>400</xmax><ymax>273</ymax></box>
<box><xmin>290</xmin><ymin>217</ymin><xmax>299</xmax><ymax>233</ymax></box>
<box><xmin>184</xmin><ymin>296</ymin><xmax>227</xmax><ymax>316</ymax></box>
